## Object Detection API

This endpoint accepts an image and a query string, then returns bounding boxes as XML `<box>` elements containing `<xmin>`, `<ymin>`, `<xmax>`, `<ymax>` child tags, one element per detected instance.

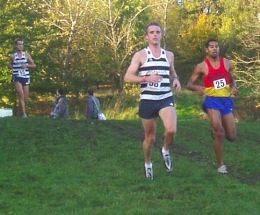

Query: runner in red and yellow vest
<box><xmin>203</xmin><ymin>57</ymin><xmax>231</xmax><ymax>97</ymax></box>
<box><xmin>187</xmin><ymin>38</ymin><xmax>238</xmax><ymax>175</ymax></box>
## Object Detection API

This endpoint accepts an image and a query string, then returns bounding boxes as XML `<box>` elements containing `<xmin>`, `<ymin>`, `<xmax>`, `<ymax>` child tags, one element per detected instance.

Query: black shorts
<box><xmin>13</xmin><ymin>76</ymin><xmax>30</xmax><ymax>86</ymax></box>
<box><xmin>139</xmin><ymin>96</ymin><xmax>174</xmax><ymax>119</ymax></box>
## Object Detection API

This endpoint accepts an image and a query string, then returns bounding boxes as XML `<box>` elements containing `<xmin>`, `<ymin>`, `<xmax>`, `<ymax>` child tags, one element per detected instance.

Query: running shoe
<box><xmin>144</xmin><ymin>166</ymin><xmax>153</xmax><ymax>180</ymax></box>
<box><xmin>161</xmin><ymin>150</ymin><xmax>173</xmax><ymax>172</ymax></box>
<box><xmin>217</xmin><ymin>165</ymin><xmax>227</xmax><ymax>174</ymax></box>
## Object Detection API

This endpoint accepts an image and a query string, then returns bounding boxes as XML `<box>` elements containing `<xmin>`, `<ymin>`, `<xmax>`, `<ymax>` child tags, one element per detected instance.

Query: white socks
<box><xmin>145</xmin><ymin>147</ymin><xmax>170</xmax><ymax>168</ymax></box>
<box><xmin>162</xmin><ymin>147</ymin><xmax>169</xmax><ymax>156</ymax></box>
<box><xmin>145</xmin><ymin>163</ymin><xmax>152</xmax><ymax>168</ymax></box>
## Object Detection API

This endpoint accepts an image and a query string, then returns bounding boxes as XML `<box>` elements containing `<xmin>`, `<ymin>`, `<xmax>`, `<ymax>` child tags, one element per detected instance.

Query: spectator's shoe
<box><xmin>22</xmin><ymin>114</ymin><xmax>28</xmax><ymax>118</ymax></box>
<box><xmin>217</xmin><ymin>165</ymin><xmax>227</xmax><ymax>174</ymax></box>
<box><xmin>144</xmin><ymin>166</ymin><xmax>153</xmax><ymax>180</ymax></box>
<box><xmin>161</xmin><ymin>150</ymin><xmax>173</xmax><ymax>172</ymax></box>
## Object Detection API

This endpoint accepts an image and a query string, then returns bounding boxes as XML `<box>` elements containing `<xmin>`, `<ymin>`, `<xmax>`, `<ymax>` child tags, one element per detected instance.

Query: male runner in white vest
<box><xmin>8</xmin><ymin>39</ymin><xmax>36</xmax><ymax>117</ymax></box>
<box><xmin>124</xmin><ymin>22</ymin><xmax>181</xmax><ymax>180</ymax></box>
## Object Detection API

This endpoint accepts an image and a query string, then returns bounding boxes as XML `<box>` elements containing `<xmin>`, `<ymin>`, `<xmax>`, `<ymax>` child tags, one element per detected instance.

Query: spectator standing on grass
<box><xmin>86</xmin><ymin>89</ymin><xmax>101</xmax><ymax>120</ymax></box>
<box><xmin>51</xmin><ymin>89</ymin><xmax>69</xmax><ymax>119</ymax></box>
<box><xmin>124</xmin><ymin>22</ymin><xmax>181</xmax><ymax>180</ymax></box>
<box><xmin>187</xmin><ymin>38</ymin><xmax>238</xmax><ymax>174</ymax></box>
<box><xmin>8</xmin><ymin>39</ymin><xmax>36</xmax><ymax>118</ymax></box>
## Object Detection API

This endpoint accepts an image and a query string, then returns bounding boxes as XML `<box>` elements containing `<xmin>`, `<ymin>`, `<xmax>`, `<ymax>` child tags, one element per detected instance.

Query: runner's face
<box><xmin>206</xmin><ymin>41</ymin><xmax>219</xmax><ymax>58</ymax></box>
<box><xmin>16</xmin><ymin>41</ymin><xmax>24</xmax><ymax>51</ymax></box>
<box><xmin>146</xmin><ymin>25</ymin><xmax>162</xmax><ymax>45</ymax></box>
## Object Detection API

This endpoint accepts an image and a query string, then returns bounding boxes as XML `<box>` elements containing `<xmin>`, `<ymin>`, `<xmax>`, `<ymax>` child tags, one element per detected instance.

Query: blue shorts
<box><xmin>202</xmin><ymin>96</ymin><xmax>234</xmax><ymax>116</ymax></box>
<box><xmin>13</xmin><ymin>76</ymin><xmax>30</xmax><ymax>86</ymax></box>
<box><xmin>139</xmin><ymin>96</ymin><xmax>174</xmax><ymax>119</ymax></box>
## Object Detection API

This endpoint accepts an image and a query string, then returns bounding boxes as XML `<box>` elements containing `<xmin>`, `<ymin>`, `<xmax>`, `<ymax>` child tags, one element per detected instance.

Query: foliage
<box><xmin>0</xmin><ymin>0</ymin><xmax>46</xmax><ymax>107</ymax></box>
<box><xmin>0</xmin><ymin>0</ymin><xmax>259</xmax><ymax>105</ymax></box>
<box><xmin>93</xmin><ymin>0</ymin><xmax>152</xmax><ymax>91</ymax></box>
<box><xmin>231</xmin><ymin>5</ymin><xmax>260</xmax><ymax>97</ymax></box>
<box><xmin>176</xmin><ymin>13</ymin><xmax>219</xmax><ymax>64</ymax></box>
<box><xmin>29</xmin><ymin>0</ymin><xmax>97</xmax><ymax>92</ymax></box>
<box><xmin>9</xmin><ymin>88</ymin><xmax>258</xmax><ymax>123</ymax></box>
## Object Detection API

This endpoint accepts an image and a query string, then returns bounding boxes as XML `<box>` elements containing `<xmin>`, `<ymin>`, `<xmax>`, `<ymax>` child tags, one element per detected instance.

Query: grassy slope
<box><xmin>0</xmin><ymin>117</ymin><xmax>259</xmax><ymax>215</ymax></box>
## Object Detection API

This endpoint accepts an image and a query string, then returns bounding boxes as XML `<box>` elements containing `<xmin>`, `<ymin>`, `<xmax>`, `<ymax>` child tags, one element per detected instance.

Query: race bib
<box><xmin>18</xmin><ymin>69</ymin><xmax>26</xmax><ymax>76</ymax></box>
<box><xmin>146</xmin><ymin>82</ymin><xmax>161</xmax><ymax>91</ymax></box>
<box><xmin>213</xmin><ymin>78</ymin><xmax>226</xmax><ymax>90</ymax></box>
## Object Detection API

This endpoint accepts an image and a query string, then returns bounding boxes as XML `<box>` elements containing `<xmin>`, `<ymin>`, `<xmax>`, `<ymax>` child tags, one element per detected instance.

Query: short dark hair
<box><xmin>57</xmin><ymin>89</ymin><xmax>65</xmax><ymax>95</ymax></box>
<box><xmin>205</xmin><ymin>38</ymin><xmax>219</xmax><ymax>48</ymax></box>
<box><xmin>87</xmin><ymin>89</ymin><xmax>94</xmax><ymax>96</ymax></box>
<box><xmin>146</xmin><ymin>22</ymin><xmax>162</xmax><ymax>35</ymax></box>
<box><xmin>15</xmin><ymin>39</ymin><xmax>24</xmax><ymax>45</ymax></box>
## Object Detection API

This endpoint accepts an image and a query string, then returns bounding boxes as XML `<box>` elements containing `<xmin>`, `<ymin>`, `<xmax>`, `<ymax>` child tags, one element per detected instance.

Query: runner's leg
<box><xmin>207</xmin><ymin>108</ymin><xmax>225</xmax><ymax>167</ymax></box>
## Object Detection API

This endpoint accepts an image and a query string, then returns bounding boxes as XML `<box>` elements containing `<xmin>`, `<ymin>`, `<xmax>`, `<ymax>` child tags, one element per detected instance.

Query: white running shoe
<box><xmin>161</xmin><ymin>149</ymin><xmax>173</xmax><ymax>172</ymax></box>
<box><xmin>217</xmin><ymin>165</ymin><xmax>227</xmax><ymax>174</ymax></box>
<box><xmin>144</xmin><ymin>166</ymin><xmax>153</xmax><ymax>180</ymax></box>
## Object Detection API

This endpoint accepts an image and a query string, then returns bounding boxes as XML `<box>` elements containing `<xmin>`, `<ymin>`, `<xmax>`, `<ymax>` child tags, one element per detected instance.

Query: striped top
<box><xmin>138</xmin><ymin>47</ymin><xmax>173</xmax><ymax>100</ymax></box>
<box><xmin>203</xmin><ymin>58</ymin><xmax>231</xmax><ymax>97</ymax></box>
<box><xmin>12</xmin><ymin>51</ymin><xmax>30</xmax><ymax>78</ymax></box>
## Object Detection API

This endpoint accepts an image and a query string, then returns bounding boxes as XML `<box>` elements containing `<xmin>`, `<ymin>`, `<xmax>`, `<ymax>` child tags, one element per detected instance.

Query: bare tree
<box><xmin>150</xmin><ymin>0</ymin><xmax>176</xmax><ymax>49</ymax></box>
<box><xmin>95</xmin><ymin>0</ymin><xmax>165</xmax><ymax>92</ymax></box>
<box><xmin>30</xmin><ymin>0</ymin><xmax>93</xmax><ymax>84</ymax></box>
<box><xmin>233</xmin><ymin>22</ymin><xmax>260</xmax><ymax>96</ymax></box>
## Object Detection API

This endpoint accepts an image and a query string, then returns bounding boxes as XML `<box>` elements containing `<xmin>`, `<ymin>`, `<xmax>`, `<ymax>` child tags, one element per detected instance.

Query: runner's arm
<box><xmin>26</xmin><ymin>52</ymin><xmax>36</xmax><ymax>69</ymax></box>
<box><xmin>168</xmin><ymin>51</ymin><xmax>181</xmax><ymax>92</ymax></box>
<box><xmin>187</xmin><ymin>63</ymin><xmax>205</xmax><ymax>96</ymax></box>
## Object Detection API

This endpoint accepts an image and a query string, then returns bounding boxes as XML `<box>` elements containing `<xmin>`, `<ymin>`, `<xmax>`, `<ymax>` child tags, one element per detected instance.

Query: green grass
<box><xmin>0</xmin><ymin>117</ymin><xmax>259</xmax><ymax>215</ymax></box>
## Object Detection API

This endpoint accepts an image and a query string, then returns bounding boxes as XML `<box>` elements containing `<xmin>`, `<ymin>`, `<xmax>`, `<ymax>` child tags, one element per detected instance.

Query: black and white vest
<box><xmin>138</xmin><ymin>47</ymin><xmax>173</xmax><ymax>100</ymax></box>
<box><xmin>12</xmin><ymin>51</ymin><xmax>30</xmax><ymax>78</ymax></box>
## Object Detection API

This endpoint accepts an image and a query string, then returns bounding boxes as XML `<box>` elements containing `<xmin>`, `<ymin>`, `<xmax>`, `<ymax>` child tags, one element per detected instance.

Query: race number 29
<box><xmin>213</xmin><ymin>78</ymin><xmax>226</xmax><ymax>90</ymax></box>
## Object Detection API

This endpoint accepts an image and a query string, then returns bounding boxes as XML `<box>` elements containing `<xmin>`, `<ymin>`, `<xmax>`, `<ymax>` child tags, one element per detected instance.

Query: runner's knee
<box><xmin>226</xmin><ymin>134</ymin><xmax>236</xmax><ymax>142</ymax></box>
<box><xmin>165</xmin><ymin>127</ymin><xmax>176</xmax><ymax>136</ymax></box>
<box><xmin>214</xmin><ymin>128</ymin><xmax>225</xmax><ymax>139</ymax></box>
<box><xmin>145</xmin><ymin>133</ymin><xmax>156</xmax><ymax>143</ymax></box>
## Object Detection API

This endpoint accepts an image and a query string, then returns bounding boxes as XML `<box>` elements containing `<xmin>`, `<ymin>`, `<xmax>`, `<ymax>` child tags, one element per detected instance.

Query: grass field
<box><xmin>0</xmin><ymin>116</ymin><xmax>259</xmax><ymax>215</ymax></box>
